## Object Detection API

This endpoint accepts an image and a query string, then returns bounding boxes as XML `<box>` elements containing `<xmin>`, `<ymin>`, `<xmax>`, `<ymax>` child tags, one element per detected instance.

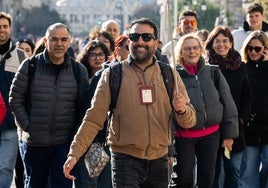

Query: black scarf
<box><xmin>0</xmin><ymin>39</ymin><xmax>11</xmax><ymax>55</ymax></box>
<box><xmin>243</xmin><ymin>21</ymin><xmax>268</xmax><ymax>32</ymax></box>
<box><xmin>0</xmin><ymin>40</ymin><xmax>16</xmax><ymax>64</ymax></box>
<box><xmin>208</xmin><ymin>49</ymin><xmax>242</xmax><ymax>71</ymax></box>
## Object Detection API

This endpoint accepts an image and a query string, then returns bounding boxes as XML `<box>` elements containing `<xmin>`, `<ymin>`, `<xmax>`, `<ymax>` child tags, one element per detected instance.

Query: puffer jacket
<box><xmin>0</xmin><ymin>40</ymin><xmax>26</xmax><ymax>131</ymax></box>
<box><xmin>176</xmin><ymin>58</ymin><xmax>238</xmax><ymax>139</ymax></box>
<box><xmin>9</xmin><ymin>50</ymin><xmax>90</xmax><ymax>146</ymax></box>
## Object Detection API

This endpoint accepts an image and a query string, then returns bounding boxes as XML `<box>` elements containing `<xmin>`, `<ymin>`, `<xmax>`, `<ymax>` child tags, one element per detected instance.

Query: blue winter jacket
<box><xmin>0</xmin><ymin>41</ymin><xmax>26</xmax><ymax>131</ymax></box>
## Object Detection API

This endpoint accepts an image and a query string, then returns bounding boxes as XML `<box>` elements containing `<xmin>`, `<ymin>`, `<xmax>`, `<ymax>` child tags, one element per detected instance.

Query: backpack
<box><xmin>108</xmin><ymin>61</ymin><xmax>174</xmax><ymax>113</ymax></box>
<box><xmin>90</xmin><ymin>60</ymin><xmax>175</xmax><ymax>144</ymax></box>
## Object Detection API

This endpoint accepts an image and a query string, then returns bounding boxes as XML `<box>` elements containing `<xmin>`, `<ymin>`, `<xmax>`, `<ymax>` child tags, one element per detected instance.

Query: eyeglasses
<box><xmin>183</xmin><ymin>45</ymin><xmax>200</xmax><ymax>52</ymax></box>
<box><xmin>88</xmin><ymin>52</ymin><xmax>105</xmax><ymax>60</ymax></box>
<box><xmin>214</xmin><ymin>39</ymin><xmax>230</xmax><ymax>44</ymax></box>
<box><xmin>183</xmin><ymin>20</ymin><xmax>197</xmax><ymax>27</ymax></box>
<box><xmin>128</xmin><ymin>33</ymin><xmax>155</xmax><ymax>42</ymax></box>
<box><xmin>247</xmin><ymin>45</ymin><xmax>263</xmax><ymax>53</ymax></box>
<box><xmin>48</xmin><ymin>37</ymin><xmax>70</xmax><ymax>43</ymax></box>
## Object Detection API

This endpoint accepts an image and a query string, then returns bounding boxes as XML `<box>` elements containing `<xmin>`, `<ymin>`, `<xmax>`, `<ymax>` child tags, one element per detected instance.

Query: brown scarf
<box><xmin>208</xmin><ymin>49</ymin><xmax>242</xmax><ymax>71</ymax></box>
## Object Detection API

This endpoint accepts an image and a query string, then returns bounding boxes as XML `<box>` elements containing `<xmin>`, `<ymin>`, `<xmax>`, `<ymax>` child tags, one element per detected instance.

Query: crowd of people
<box><xmin>0</xmin><ymin>2</ymin><xmax>268</xmax><ymax>188</ymax></box>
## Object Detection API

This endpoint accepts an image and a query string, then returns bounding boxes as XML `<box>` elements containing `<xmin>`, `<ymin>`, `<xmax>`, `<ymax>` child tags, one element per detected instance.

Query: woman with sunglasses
<box><xmin>239</xmin><ymin>30</ymin><xmax>268</xmax><ymax>188</ymax></box>
<box><xmin>172</xmin><ymin>33</ymin><xmax>238</xmax><ymax>188</ymax></box>
<box><xmin>205</xmin><ymin>26</ymin><xmax>252</xmax><ymax>188</ymax></box>
<box><xmin>112</xmin><ymin>34</ymin><xmax>129</xmax><ymax>62</ymax></box>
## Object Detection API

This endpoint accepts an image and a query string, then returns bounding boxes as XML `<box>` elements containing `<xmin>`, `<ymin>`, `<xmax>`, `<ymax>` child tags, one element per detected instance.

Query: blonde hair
<box><xmin>175</xmin><ymin>33</ymin><xmax>206</xmax><ymax>65</ymax></box>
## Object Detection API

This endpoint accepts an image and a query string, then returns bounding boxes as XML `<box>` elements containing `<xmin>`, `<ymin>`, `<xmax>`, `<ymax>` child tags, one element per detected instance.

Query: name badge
<box><xmin>139</xmin><ymin>86</ymin><xmax>154</xmax><ymax>104</ymax></box>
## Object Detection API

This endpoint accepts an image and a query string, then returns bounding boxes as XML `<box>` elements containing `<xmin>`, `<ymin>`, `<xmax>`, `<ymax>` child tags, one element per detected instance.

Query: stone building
<box><xmin>55</xmin><ymin>0</ymin><xmax>142</xmax><ymax>36</ymax></box>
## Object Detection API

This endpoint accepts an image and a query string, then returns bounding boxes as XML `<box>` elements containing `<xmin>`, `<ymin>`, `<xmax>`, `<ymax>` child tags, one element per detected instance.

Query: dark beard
<box><xmin>131</xmin><ymin>45</ymin><xmax>155</xmax><ymax>64</ymax></box>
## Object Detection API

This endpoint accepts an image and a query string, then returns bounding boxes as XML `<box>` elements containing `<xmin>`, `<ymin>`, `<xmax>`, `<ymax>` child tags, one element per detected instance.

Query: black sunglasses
<box><xmin>129</xmin><ymin>33</ymin><xmax>155</xmax><ymax>42</ymax></box>
<box><xmin>247</xmin><ymin>45</ymin><xmax>263</xmax><ymax>53</ymax></box>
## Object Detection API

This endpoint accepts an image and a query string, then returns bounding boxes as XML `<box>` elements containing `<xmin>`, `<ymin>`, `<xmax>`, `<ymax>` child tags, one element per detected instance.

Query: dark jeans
<box><xmin>74</xmin><ymin>146</ymin><xmax>112</xmax><ymax>188</ymax></box>
<box><xmin>173</xmin><ymin>131</ymin><xmax>220</xmax><ymax>188</ymax></box>
<box><xmin>22</xmin><ymin>142</ymin><xmax>72</xmax><ymax>188</ymax></box>
<box><xmin>15</xmin><ymin>148</ymin><xmax>24</xmax><ymax>188</ymax></box>
<box><xmin>111</xmin><ymin>152</ymin><xmax>169</xmax><ymax>188</ymax></box>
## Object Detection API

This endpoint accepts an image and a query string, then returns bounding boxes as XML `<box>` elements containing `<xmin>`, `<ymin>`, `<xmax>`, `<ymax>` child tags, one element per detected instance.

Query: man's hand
<box><xmin>173</xmin><ymin>92</ymin><xmax>187</xmax><ymax>114</ymax></box>
<box><xmin>63</xmin><ymin>155</ymin><xmax>78</xmax><ymax>180</ymax></box>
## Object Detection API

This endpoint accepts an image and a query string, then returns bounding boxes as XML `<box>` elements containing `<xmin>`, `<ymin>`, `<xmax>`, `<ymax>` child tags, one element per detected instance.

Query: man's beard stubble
<box><xmin>130</xmin><ymin>45</ymin><xmax>155</xmax><ymax>64</ymax></box>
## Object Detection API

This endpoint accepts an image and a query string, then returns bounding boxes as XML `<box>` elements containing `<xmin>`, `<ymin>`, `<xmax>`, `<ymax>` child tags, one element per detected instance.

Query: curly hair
<box><xmin>76</xmin><ymin>40</ymin><xmax>109</xmax><ymax>78</ymax></box>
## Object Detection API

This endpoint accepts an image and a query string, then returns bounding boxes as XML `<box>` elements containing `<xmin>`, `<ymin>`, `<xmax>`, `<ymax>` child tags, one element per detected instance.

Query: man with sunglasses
<box><xmin>162</xmin><ymin>10</ymin><xmax>198</xmax><ymax>64</ymax></box>
<box><xmin>232</xmin><ymin>3</ymin><xmax>268</xmax><ymax>51</ymax></box>
<box><xmin>63</xmin><ymin>17</ymin><xmax>196</xmax><ymax>188</ymax></box>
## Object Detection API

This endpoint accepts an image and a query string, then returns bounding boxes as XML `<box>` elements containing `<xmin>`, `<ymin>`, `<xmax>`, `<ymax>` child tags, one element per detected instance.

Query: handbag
<box><xmin>84</xmin><ymin>143</ymin><xmax>110</xmax><ymax>178</ymax></box>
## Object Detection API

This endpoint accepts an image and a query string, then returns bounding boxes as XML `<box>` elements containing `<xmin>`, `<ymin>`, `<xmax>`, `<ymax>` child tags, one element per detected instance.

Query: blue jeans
<box><xmin>111</xmin><ymin>152</ymin><xmax>169</xmax><ymax>188</ymax></box>
<box><xmin>240</xmin><ymin>145</ymin><xmax>268</xmax><ymax>188</ymax></box>
<box><xmin>223</xmin><ymin>151</ymin><xmax>243</xmax><ymax>188</ymax></box>
<box><xmin>22</xmin><ymin>142</ymin><xmax>72</xmax><ymax>188</ymax></box>
<box><xmin>0</xmin><ymin>129</ymin><xmax>18</xmax><ymax>188</ymax></box>
<box><xmin>214</xmin><ymin>150</ymin><xmax>243</xmax><ymax>188</ymax></box>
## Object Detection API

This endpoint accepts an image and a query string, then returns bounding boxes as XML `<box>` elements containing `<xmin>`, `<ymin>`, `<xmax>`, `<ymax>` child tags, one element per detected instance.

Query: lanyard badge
<box><xmin>133</xmin><ymin>64</ymin><xmax>156</xmax><ymax>105</ymax></box>
<box><xmin>139</xmin><ymin>86</ymin><xmax>154</xmax><ymax>104</ymax></box>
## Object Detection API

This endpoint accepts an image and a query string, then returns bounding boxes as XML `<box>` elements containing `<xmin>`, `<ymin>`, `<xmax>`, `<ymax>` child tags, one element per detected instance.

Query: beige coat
<box><xmin>69</xmin><ymin>60</ymin><xmax>196</xmax><ymax>160</ymax></box>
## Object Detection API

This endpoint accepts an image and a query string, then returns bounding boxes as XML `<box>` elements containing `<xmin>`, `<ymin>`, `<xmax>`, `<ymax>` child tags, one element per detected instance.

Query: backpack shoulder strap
<box><xmin>27</xmin><ymin>56</ymin><xmax>37</xmax><ymax>111</ymax></box>
<box><xmin>28</xmin><ymin>56</ymin><xmax>37</xmax><ymax>81</ymax></box>
<box><xmin>109</xmin><ymin>62</ymin><xmax>122</xmax><ymax>112</ymax></box>
<box><xmin>158</xmin><ymin>61</ymin><xmax>174</xmax><ymax>105</ymax></box>
<box><xmin>71</xmin><ymin>59</ymin><xmax>80</xmax><ymax>87</ymax></box>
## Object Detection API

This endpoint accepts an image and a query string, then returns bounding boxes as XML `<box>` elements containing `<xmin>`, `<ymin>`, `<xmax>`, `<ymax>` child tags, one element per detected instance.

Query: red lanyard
<box><xmin>133</xmin><ymin>64</ymin><xmax>156</xmax><ymax>87</ymax></box>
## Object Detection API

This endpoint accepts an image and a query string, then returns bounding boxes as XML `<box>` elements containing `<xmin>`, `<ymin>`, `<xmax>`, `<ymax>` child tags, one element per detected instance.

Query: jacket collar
<box><xmin>43</xmin><ymin>49</ymin><xmax>71</xmax><ymax>68</ymax></box>
<box><xmin>243</xmin><ymin>21</ymin><xmax>268</xmax><ymax>32</ymax></box>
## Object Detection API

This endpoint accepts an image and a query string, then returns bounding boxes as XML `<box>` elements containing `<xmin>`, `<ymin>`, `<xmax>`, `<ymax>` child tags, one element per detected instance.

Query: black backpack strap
<box><xmin>71</xmin><ymin>59</ymin><xmax>80</xmax><ymax>87</ymax></box>
<box><xmin>102</xmin><ymin>62</ymin><xmax>122</xmax><ymax>145</ymax></box>
<box><xmin>109</xmin><ymin>62</ymin><xmax>122</xmax><ymax>112</ymax></box>
<box><xmin>108</xmin><ymin>61</ymin><xmax>174</xmax><ymax>110</ymax></box>
<box><xmin>28</xmin><ymin>56</ymin><xmax>37</xmax><ymax>81</ymax></box>
<box><xmin>27</xmin><ymin>56</ymin><xmax>37</xmax><ymax>111</ymax></box>
<box><xmin>158</xmin><ymin>61</ymin><xmax>174</xmax><ymax>105</ymax></box>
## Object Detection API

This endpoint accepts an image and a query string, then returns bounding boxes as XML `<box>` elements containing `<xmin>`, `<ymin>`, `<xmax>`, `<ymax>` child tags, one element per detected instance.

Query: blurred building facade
<box><xmin>1</xmin><ymin>0</ymin><xmax>149</xmax><ymax>36</ymax></box>
<box><xmin>54</xmin><ymin>0</ymin><xmax>143</xmax><ymax>35</ymax></box>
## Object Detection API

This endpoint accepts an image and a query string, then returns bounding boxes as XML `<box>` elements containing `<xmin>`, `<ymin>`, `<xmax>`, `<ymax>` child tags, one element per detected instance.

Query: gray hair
<box><xmin>45</xmin><ymin>23</ymin><xmax>70</xmax><ymax>37</ymax></box>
